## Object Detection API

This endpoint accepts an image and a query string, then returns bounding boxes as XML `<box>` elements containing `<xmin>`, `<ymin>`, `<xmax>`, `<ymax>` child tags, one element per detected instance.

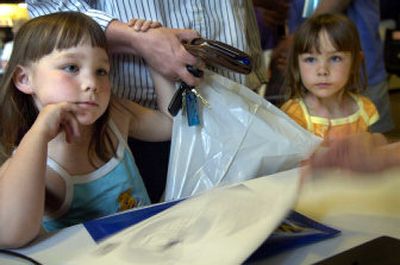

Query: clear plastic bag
<box><xmin>165</xmin><ymin>71</ymin><xmax>321</xmax><ymax>201</ymax></box>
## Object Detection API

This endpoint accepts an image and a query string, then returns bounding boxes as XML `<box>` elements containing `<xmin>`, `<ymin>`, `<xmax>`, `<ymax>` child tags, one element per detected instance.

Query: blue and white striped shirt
<box><xmin>27</xmin><ymin>0</ymin><xmax>267</xmax><ymax>108</ymax></box>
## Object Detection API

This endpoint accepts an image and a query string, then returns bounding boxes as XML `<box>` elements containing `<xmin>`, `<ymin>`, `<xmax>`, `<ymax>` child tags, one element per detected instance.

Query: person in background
<box><xmin>26</xmin><ymin>0</ymin><xmax>268</xmax><ymax>203</ymax></box>
<box><xmin>253</xmin><ymin>0</ymin><xmax>291</xmax><ymax>105</ymax></box>
<box><xmin>285</xmin><ymin>0</ymin><xmax>394</xmax><ymax>133</ymax></box>
<box><xmin>0</xmin><ymin>18</ymin><xmax>28</xmax><ymax>70</ymax></box>
<box><xmin>281</xmin><ymin>13</ymin><xmax>379</xmax><ymax>142</ymax></box>
<box><xmin>0</xmin><ymin>31</ymin><xmax>6</xmax><ymax>65</ymax></box>
<box><xmin>253</xmin><ymin>0</ymin><xmax>290</xmax><ymax>51</ymax></box>
<box><xmin>0</xmin><ymin>12</ymin><xmax>174</xmax><ymax>248</ymax></box>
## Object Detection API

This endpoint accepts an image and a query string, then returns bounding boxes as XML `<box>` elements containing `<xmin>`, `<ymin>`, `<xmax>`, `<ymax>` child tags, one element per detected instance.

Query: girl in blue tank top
<box><xmin>0</xmin><ymin>12</ymin><xmax>175</xmax><ymax>248</ymax></box>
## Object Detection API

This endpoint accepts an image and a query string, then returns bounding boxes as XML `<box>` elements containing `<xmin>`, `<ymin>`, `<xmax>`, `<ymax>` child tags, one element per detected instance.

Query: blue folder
<box><xmin>84</xmin><ymin>199</ymin><xmax>340</xmax><ymax>260</ymax></box>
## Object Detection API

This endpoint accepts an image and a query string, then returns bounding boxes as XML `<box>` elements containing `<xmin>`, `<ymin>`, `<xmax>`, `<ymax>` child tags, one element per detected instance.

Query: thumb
<box><xmin>175</xmin><ymin>29</ymin><xmax>200</xmax><ymax>42</ymax></box>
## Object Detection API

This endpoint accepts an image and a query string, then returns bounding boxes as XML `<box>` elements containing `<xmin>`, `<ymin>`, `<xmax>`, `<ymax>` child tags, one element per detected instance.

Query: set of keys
<box><xmin>168</xmin><ymin>66</ymin><xmax>209</xmax><ymax>126</ymax></box>
<box><xmin>167</xmin><ymin>37</ymin><xmax>252</xmax><ymax>126</ymax></box>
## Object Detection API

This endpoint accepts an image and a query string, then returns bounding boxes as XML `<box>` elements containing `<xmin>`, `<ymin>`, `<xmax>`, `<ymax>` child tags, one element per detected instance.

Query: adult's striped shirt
<box><xmin>27</xmin><ymin>0</ymin><xmax>267</xmax><ymax>108</ymax></box>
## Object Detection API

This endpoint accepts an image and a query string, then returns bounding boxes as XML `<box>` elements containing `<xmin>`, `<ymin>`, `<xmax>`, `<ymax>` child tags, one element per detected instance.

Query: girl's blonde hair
<box><xmin>285</xmin><ymin>13</ymin><xmax>367</xmax><ymax>100</ymax></box>
<box><xmin>0</xmin><ymin>12</ymin><xmax>114</xmax><ymax>164</ymax></box>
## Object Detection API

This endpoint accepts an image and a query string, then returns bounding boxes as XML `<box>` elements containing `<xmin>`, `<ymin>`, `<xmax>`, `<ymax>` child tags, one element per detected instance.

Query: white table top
<box><xmin>15</xmin><ymin>211</ymin><xmax>399</xmax><ymax>265</ymax></box>
<box><xmin>13</xmin><ymin>169</ymin><xmax>400</xmax><ymax>264</ymax></box>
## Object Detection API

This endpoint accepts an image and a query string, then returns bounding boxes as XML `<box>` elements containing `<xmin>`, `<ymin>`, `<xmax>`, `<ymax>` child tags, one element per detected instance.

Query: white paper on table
<box><xmin>67</xmin><ymin>168</ymin><xmax>301</xmax><ymax>265</ymax></box>
<box><xmin>296</xmin><ymin>167</ymin><xmax>400</xmax><ymax>219</ymax></box>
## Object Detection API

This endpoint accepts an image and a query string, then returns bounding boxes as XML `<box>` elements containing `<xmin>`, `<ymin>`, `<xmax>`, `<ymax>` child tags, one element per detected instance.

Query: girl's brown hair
<box><xmin>285</xmin><ymin>13</ymin><xmax>367</xmax><ymax>100</ymax></box>
<box><xmin>0</xmin><ymin>12</ymin><xmax>114</xmax><ymax>165</ymax></box>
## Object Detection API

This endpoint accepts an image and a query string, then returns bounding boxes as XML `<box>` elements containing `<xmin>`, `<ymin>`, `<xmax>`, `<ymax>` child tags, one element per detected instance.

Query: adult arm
<box><xmin>105</xmin><ymin>21</ymin><xmax>200</xmax><ymax>85</ymax></box>
<box><xmin>308</xmin><ymin>133</ymin><xmax>400</xmax><ymax>173</ymax></box>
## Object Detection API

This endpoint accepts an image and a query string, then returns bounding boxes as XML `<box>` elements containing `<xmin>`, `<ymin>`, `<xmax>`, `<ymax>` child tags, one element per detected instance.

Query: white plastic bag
<box><xmin>165</xmin><ymin>71</ymin><xmax>321</xmax><ymax>201</ymax></box>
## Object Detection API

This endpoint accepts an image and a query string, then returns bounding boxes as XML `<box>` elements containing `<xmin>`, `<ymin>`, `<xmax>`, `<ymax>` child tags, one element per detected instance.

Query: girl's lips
<box><xmin>75</xmin><ymin>101</ymin><xmax>99</xmax><ymax>108</ymax></box>
<box><xmin>316</xmin><ymin>83</ymin><xmax>331</xmax><ymax>88</ymax></box>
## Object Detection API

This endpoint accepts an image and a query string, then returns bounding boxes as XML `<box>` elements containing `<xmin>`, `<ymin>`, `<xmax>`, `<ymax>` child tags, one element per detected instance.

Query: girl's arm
<box><xmin>114</xmin><ymin>68</ymin><xmax>175</xmax><ymax>142</ymax></box>
<box><xmin>0</xmin><ymin>102</ymin><xmax>80</xmax><ymax>248</ymax></box>
<box><xmin>0</xmin><ymin>127</ymin><xmax>48</xmax><ymax>248</ymax></box>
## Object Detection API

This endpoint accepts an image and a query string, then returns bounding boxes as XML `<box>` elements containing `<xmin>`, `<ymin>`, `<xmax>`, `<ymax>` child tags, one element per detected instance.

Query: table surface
<box><xmin>13</xmin><ymin>170</ymin><xmax>400</xmax><ymax>264</ymax></box>
<box><xmin>15</xmin><ymin>209</ymin><xmax>400</xmax><ymax>265</ymax></box>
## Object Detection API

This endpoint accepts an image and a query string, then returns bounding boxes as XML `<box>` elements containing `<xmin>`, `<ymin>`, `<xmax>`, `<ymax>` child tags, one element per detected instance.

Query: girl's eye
<box><xmin>97</xmin><ymin>68</ymin><xmax>109</xmax><ymax>76</ymax></box>
<box><xmin>63</xmin><ymin>64</ymin><xmax>79</xmax><ymax>73</ymax></box>
<box><xmin>331</xmin><ymin>55</ymin><xmax>342</xmax><ymax>62</ymax></box>
<box><xmin>303</xmin><ymin>57</ymin><xmax>316</xmax><ymax>63</ymax></box>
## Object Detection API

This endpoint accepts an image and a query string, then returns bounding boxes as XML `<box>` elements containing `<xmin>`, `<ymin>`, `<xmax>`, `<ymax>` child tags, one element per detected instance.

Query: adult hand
<box><xmin>308</xmin><ymin>133</ymin><xmax>391</xmax><ymax>173</ymax></box>
<box><xmin>136</xmin><ymin>27</ymin><xmax>203</xmax><ymax>86</ymax></box>
<box><xmin>270</xmin><ymin>35</ymin><xmax>293</xmax><ymax>73</ymax></box>
<box><xmin>106</xmin><ymin>20</ymin><xmax>201</xmax><ymax>86</ymax></box>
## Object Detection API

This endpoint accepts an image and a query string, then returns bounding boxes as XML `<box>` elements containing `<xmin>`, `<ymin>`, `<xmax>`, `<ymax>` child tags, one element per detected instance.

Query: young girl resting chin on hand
<box><xmin>0</xmin><ymin>12</ymin><xmax>173</xmax><ymax>248</ymax></box>
<box><xmin>281</xmin><ymin>13</ymin><xmax>379</xmax><ymax>144</ymax></box>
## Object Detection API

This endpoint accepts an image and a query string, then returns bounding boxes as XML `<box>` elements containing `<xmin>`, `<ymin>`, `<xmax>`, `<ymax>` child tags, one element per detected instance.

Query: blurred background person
<box><xmin>253</xmin><ymin>0</ymin><xmax>291</xmax><ymax>105</ymax></box>
<box><xmin>266</xmin><ymin>0</ymin><xmax>394</xmax><ymax>134</ymax></box>
<box><xmin>0</xmin><ymin>18</ymin><xmax>27</xmax><ymax>70</ymax></box>
<box><xmin>289</xmin><ymin>0</ymin><xmax>394</xmax><ymax>133</ymax></box>
<box><xmin>281</xmin><ymin>13</ymin><xmax>379</xmax><ymax>143</ymax></box>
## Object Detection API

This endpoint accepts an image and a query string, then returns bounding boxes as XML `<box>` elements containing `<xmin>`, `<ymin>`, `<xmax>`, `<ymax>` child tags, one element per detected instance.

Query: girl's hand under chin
<box><xmin>32</xmin><ymin>102</ymin><xmax>81</xmax><ymax>143</ymax></box>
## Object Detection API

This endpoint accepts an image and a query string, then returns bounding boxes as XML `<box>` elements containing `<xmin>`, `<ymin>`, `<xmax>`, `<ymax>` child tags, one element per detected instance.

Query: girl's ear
<box><xmin>13</xmin><ymin>65</ymin><xmax>34</xmax><ymax>95</ymax></box>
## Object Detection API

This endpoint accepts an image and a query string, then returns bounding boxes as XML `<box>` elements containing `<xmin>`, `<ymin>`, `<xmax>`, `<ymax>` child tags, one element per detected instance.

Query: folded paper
<box><xmin>69</xmin><ymin>168</ymin><xmax>301</xmax><ymax>264</ymax></box>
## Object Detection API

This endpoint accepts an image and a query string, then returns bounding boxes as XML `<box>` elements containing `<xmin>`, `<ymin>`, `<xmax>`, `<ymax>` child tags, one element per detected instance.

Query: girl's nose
<box><xmin>317</xmin><ymin>63</ymin><xmax>329</xmax><ymax>76</ymax></box>
<box><xmin>81</xmin><ymin>76</ymin><xmax>98</xmax><ymax>93</ymax></box>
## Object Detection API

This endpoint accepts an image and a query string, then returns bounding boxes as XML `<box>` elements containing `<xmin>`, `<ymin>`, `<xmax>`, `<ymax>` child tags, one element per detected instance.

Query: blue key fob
<box><xmin>185</xmin><ymin>91</ymin><xmax>200</xmax><ymax>126</ymax></box>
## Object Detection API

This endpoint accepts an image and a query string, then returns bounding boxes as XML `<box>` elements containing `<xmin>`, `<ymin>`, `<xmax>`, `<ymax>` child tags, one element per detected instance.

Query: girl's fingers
<box><xmin>127</xmin><ymin>18</ymin><xmax>138</xmax><ymax>27</ymax></box>
<box><xmin>128</xmin><ymin>19</ymin><xmax>162</xmax><ymax>32</ymax></box>
<box><xmin>150</xmin><ymin>21</ymin><xmax>162</xmax><ymax>28</ymax></box>
<box><xmin>141</xmin><ymin>20</ymin><xmax>152</xmax><ymax>32</ymax></box>
<box><xmin>60</xmin><ymin>104</ymin><xmax>81</xmax><ymax>143</ymax></box>
<box><xmin>61</xmin><ymin>122</ymin><xmax>73</xmax><ymax>144</ymax></box>
<box><xmin>139</xmin><ymin>20</ymin><xmax>162</xmax><ymax>32</ymax></box>
<box><xmin>134</xmin><ymin>19</ymin><xmax>145</xmax><ymax>31</ymax></box>
<box><xmin>128</xmin><ymin>19</ymin><xmax>144</xmax><ymax>31</ymax></box>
